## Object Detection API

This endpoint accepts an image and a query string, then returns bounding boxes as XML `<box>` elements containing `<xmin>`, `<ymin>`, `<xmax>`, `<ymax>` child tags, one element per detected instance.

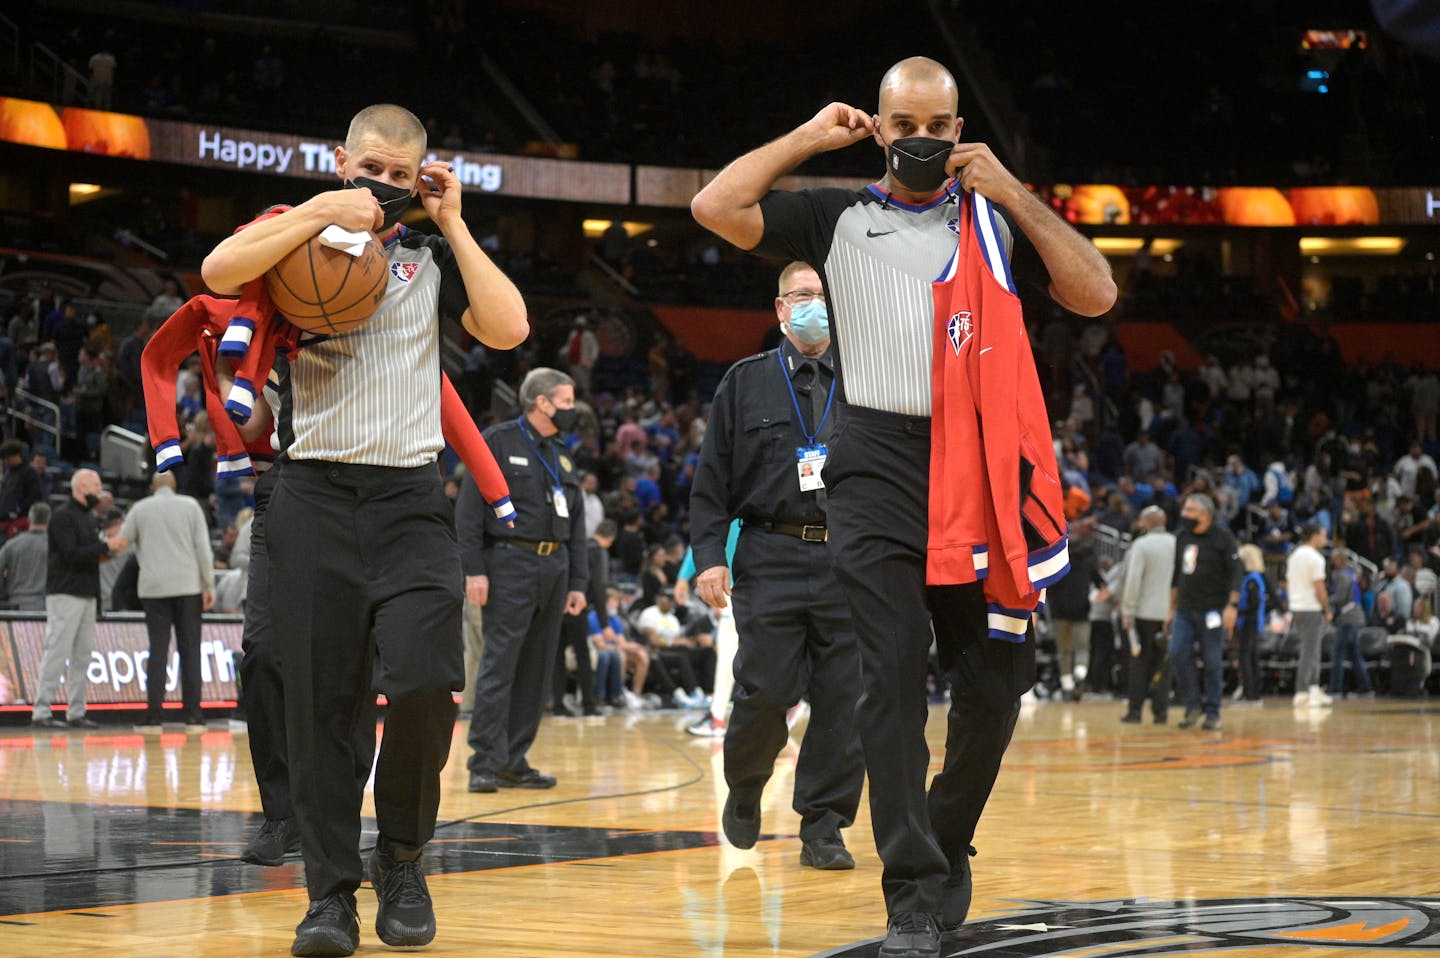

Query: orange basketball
<box><xmin>264</xmin><ymin>232</ymin><xmax>388</xmax><ymax>335</ymax></box>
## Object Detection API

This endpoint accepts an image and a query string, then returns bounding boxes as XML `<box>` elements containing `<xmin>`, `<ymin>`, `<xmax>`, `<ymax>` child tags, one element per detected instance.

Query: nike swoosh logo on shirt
<box><xmin>866</xmin><ymin>229</ymin><xmax>896</xmax><ymax>238</ymax></box>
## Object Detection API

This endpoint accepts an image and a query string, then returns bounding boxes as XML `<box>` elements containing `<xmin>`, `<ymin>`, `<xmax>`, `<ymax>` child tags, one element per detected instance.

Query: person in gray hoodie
<box><xmin>1120</xmin><ymin>506</ymin><xmax>1176</xmax><ymax>724</ymax></box>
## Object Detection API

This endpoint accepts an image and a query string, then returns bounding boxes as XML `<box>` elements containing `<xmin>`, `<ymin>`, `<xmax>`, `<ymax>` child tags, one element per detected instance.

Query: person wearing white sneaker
<box><xmin>1285</xmin><ymin>523</ymin><xmax>1332</xmax><ymax>707</ymax></box>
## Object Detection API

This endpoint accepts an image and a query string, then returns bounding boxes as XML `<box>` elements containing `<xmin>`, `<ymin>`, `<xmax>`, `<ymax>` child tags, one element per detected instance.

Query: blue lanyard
<box><xmin>515</xmin><ymin>416</ymin><xmax>562</xmax><ymax>488</ymax></box>
<box><xmin>777</xmin><ymin>349</ymin><xmax>835</xmax><ymax>445</ymax></box>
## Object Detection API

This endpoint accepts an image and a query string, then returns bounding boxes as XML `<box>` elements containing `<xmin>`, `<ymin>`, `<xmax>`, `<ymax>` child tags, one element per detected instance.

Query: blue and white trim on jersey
<box><xmin>218</xmin><ymin>317</ymin><xmax>256</xmax><ymax>358</ymax></box>
<box><xmin>491</xmin><ymin>495</ymin><xmax>516</xmax><ymax>524</ymax></box>
<box><xmin>1028</xmin><ymin>535</ymin><xmax>1071</xmax><ymax>590</ymax></box>
<box><xmin>986</xmin><ymin>602</ymin><xmax>1032</xmax><ymax>642</ymax></box>
<box><xmin>154</xmin><ymin>438</ymin><xmax>183</xmax><ymax>473</ymax></box>
<box><xmin>216</xmin><ymin>452</ymin><xmax>254</xmax><ymax>477</ymax></box>
<box><xmin>224</xmin><ymin>377</ymin><xmax>256</xmax><ymax>423</ymax></box>
<box><xmin>973</xmin><ymin>543</ymin><xmax>989</xmax><ymax>578</ymax></box>
<box><xmin>972</xmin><ymin>193</ymin><xmax>1018</xmax><ymax>294</ymax></box>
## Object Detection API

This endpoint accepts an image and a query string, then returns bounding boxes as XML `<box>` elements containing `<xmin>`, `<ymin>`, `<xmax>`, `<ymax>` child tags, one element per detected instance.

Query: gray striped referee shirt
<box><xmin>287</xmin><ymin>230</ymin><xmax>468</xmax><ymax>467</ymax></box>
<box><xmin>754</xmin><ymin>183</ymin><xmax>1042</xmax><ymax>417</ymax></box>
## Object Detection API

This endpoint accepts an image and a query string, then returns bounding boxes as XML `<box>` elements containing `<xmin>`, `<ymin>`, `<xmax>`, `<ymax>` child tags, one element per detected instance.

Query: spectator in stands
<box><xmin>1393</xmin><ymin>442</ymin><xmax>1437</xmax><ymax>501</ymax></box>
<box><xmin>1096</xmin><ymin>492</ymin><xmax>1131</xmax><ymax>533</ymax></box>
<box><xmin>1223</xmin><ymin>454</ymin><xmax>1262</xmax><ymax>510</ymax></box>
<box><xmin>1234</xmin><ymin>544</ymin><xmax>1268</xmax><ymax>704</ymax></box>
<box><xmin>635</xmin><ymin>589</ymin><xmax>705</xmax><ymax>708</ymax></box>
<box><xmin>0</xmin><ymin>502</ymin><xmax>50</xmax><ymax>611</ymax></box>
<box><xmin>74</xmin><ymin>347</ymin><xmax>108</xmax><ymax>458</ymax></box>
<box><xmin>638</xmin><ymin>543</ymin><xmax>669</xmax><ymax>607</ymax></box>
<box><xmin>125</xmin><ymin>472</ymin><xmax>216</xmax><ymax>733</ymax></box>
<box><xmin>1408</xmin><ymin>367</ymin><xmax>1439</xmax><ymax>443</ymax></box>
<box><xmin>50</xmin><ymin>304</ymin><xmax>87</xmax><ymax>385</ymax></box>
<box><xmin>0</xmin><ymin>440</ymin><xmax>44</xmax><ymax>539</ymax></box>
<box><xmin>1286</xmin><ymin>522</ymin><xmax>1334</xmax><ymax>709</ymax></box>
<box><xmin>146</xmin><ymin>280</ymin><xmax>185</xmax><ymax>325</ymax></box>
<box><xmin>7</xmin><ymin>304</ymin><xmax>38</xmax><ymax>359</ymax></box>
<box><xmin>1327</xmin><ymin>548</ymin><xmax>1373</xmax><ymax>698</ymax></box>
<box><xmin>1400</xmin><ymin>597</ymin><xmax>1436</xmax><ymax>686</ymax></box>
<box><xmin>1374</xmin><ymin>556</ymin><xmax>1414</xmax><ymax>629</ymax></box>
<box><xmin>613</xmin><ymin>511</ymin><xmax>645</xmax><ymax>577</ymax></box>
<box><xmin>563</xmin><ymin>316</ymin><xmax>600</xmax><ymax>398</ymax></box>
<box><xmin>1197</xmin><ymin>355</ymin><xmax>1227</xmax><ymax>400</ymax></box>
<box><xmin>87</xmin><ymin>46</ymin><xmax>117</xmax><ymax>110</ymax></box>
<box><xmin>1343</xmin><ymin>499</ymin><xmax>1398</xmax><ymax>567</ymax></box>
<box><xmin>1407</xmin><ymin>549</ymin><xmax>1437</xmax><ymax>600</ymax></box>
<box><xmin>1122</xmin><ymin>430</ymin><xmax>1161</xmax><ymax>480</ymax></box>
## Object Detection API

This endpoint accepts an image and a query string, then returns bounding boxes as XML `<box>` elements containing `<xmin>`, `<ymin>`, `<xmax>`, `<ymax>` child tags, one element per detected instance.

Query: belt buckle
<box><xmin>801</xmin><ymin>524</ymin><xmax>827</xmax><ymax>543</ymax></box>
<box><xmin>537</xmin><ymin>541</ymin><xmax>557</xmax><ymax>557</ymax></box>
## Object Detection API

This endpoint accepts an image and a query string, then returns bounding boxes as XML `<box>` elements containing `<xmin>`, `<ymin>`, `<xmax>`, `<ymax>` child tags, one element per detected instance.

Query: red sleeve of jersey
<box><xmin>438</xmin><ymin>372</ymin><xmax>511</xmax><ymax>508</ymax></box>
<box><xmin>233</xmin><ymin>205</ymin><xmax>294</xmax><ymax>234</ymax></box>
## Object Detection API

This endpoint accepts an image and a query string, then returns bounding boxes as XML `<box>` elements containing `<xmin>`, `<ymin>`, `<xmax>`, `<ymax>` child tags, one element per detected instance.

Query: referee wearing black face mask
<box><xmin>690</xmin><ymin>261</ymin><xmax>864</xmax><ymax>870</ymax></box>
<box><xmin>462</xmin><ymin>368</ymin><xmax>588</xmax><ymax>793</ymax></box>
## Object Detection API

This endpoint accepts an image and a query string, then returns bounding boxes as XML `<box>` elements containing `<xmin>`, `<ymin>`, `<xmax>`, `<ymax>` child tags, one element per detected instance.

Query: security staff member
<box><xmin>463</xmin><ymin>367</ymin><xmax>587</xmax><ymax>793</ymax></box>
<box><xmin>1167</xmin><ymin>493</ymin><xmax>1243</xmax><ymax>732</ymax></box>
<box><xmin>691</xmin><ymin>261</ymin><xmax>864</xmax><ymax>870</ymax></box>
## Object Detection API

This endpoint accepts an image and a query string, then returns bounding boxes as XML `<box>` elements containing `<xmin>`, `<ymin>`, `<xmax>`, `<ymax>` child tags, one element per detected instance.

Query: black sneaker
<box><xmin>243</xmin><ymin>817</ymin><xmax>302</xmax><ymax>866</ymax></box>
<box><xmin>66</xmin><ymin>716</ymin><xmax>99</xmax><ymax>729</ymax></box>
<box><xmin>939</xmin><ymin>844</ymin><xmax>976</xmax><ymax>930</ymax></box>
<box><xmin>1177</xmin><ymin>709</ymin><xmax>1201</xmax><ymax>730</ymax></box>
<box><xmin>468</xmin><ymin>771</ymin><xmax>498</xmax><ymax>793</ymax></box>
<box><xmin>879</xmin><ymin>911</ymin><xmax>940</xmax><ymax>958</ymax></box>
<box><xmin>721</xmin><ymin>791</ymin><xmax>760</xmax><ymax>849</ymax></box>
<box><xmin>1119</xmin><ymin>712</ymin><xmax>1142</xmax><ymax>724</ymax></box>
<box><xmin>30</xmin><ymin>717</ymin><xmax>66</xmax><ymax>729</ymax></box>
<box><xmin>497</xmin><ymin>768</ymin><xmax>557</xmax><ymax>789</ymax></box>
<box><xmin>290</xmin><ymin>893</ymin><xmax>359</xmax><ymax>957</ymax></box>
<box><xmin>368</xmin><ymin>839</ymin><xmax>435</xmax><ymax>947</ymax></box>
<box><xmin>1202</xmin><ymin>716</ymin><xmax>1222</xmax><ymax>731</ymax></box>
<box><xmin>798</xmin><ymin>836</ymin><xmax>854</xmax><ymax>870</ymax></box>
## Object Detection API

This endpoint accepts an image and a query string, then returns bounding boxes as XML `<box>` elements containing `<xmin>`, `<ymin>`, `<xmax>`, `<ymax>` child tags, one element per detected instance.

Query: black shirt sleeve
<box><xmin>753</xmin><ymin>188</ymin><xmax>850</xmax><ymax>265</ymax></box>
<box><xmin>690</xmin><ymin>364</ymin><xmax>739</xmax><ymax>573</ymax></box>
<box><xmin>411</xmin><ymin>233</ymin><xmax>470</xmax><ymax>325</ymax></box>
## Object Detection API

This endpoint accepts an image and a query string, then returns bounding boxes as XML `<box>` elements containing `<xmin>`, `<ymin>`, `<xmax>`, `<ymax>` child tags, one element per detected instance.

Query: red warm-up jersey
<box><xmin>928</xmin><ymin>190</ymin><xmax>1070</xmax><ymax>640</ymax></box>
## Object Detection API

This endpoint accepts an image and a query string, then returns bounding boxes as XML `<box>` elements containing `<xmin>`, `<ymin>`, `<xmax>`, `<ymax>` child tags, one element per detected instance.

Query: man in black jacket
<box><xmin>30</xmin><ymin>468</ymin><xmax>127</xmax><ymax>728</ymax></box>
<box><xmin>1167</xmin><ymin>493</ymin><xmax>1243</xmax><ymax>732</ymax></box>
<box><xmin>0</xmin><ymin>440</ymin><xmax>43</xmax><ymax>540</ymax></box>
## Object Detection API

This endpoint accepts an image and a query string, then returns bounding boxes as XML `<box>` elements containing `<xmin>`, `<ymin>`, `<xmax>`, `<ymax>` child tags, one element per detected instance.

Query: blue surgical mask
<box><xmin>786</xmin><ymin>299</ymin><xmax>830</xmax><ymax>345</ymax></box>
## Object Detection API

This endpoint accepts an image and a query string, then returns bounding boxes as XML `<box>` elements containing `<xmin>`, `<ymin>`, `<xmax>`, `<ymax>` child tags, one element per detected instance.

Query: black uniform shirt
<box><xmin>46</xmin><ymin>498</ymin><xmax>107</xmax><ymax>598</ymax></box>
<box><xmin>1173</xmin><ymin>523</ymin><xmax>1243</xmax><ymax>613</ymax></box>
<box><xmin>690</xmin><ymin>339</ymin><xmax>835</xmax><ymax>572</ymax></box>
<box><xmin>456</xmin><ymin>416</ymin><xmax>587</xmax><ymax>591</ymax></box>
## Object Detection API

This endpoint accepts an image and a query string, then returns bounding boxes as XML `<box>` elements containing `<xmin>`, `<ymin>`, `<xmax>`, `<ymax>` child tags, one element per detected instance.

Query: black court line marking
<box><xmin>68</xmin><ymin>912</ymin><xmax>118</xmax><ymax>918</ymax></box>
<box><xmin>0</xmin><ymin>727</ymin><xmax>731</xmax><ymax>917</ymax></box>
<box><xmin>0</xmin><ymin>919</ymin><xmax>35</xmax><ymax>925</ymax></box>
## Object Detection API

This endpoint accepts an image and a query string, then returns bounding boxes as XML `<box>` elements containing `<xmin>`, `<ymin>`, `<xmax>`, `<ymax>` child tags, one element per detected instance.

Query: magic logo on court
<box><xmin>813</xmin><ymin>896</ymin><xmax>1440</xmax><ymax>956</ymax></box>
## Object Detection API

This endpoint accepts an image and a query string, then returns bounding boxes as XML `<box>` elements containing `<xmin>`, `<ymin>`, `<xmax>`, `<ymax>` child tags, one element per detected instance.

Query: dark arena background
<box><xmin>0</xmin><ymin>1</ymin><xmax>1438</xmax><ymax>956</ymax></box>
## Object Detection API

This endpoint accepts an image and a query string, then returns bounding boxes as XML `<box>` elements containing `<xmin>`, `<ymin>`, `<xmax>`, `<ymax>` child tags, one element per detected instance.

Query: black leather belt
<box><xmin>501</xmin><ymin>538</ymin><xmax>565</xmax><ymax>556</ymax></box>
<box><xmin>759</xmin><ymin>521</ymin><xmax>828</xmax><ymax>543</ymax></box>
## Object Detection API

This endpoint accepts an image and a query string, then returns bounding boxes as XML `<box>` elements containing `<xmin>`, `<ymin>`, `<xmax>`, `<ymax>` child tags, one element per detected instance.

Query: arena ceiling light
<box><xmin>1091</xmin><ymin>237</ymin><xmax>1183</xmax><ymax>256</ymax></box>
<box><xmin>1299</xmin><ymin>236</ymin><xmax>1407</xmax><ymax>255</ymax></box>
<box><xmin>68</xmin><ymin>183</ymin><xmax>110</xmax><ymax>206</ymax></box>
<box><xmin>582</xmin><ymin>219</ymin><xmax>653</xmax><ymax>238</ymax></box>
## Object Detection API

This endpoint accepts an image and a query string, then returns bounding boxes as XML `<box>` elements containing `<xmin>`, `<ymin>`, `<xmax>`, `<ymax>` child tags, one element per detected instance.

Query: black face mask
<box><xmin>1181</xmin><ymin>516</ymin><xmax>1201</xmax><ymax>533</ymax></box>
<box><xmin>885</xmin><ymin>136</ymin><xmax>954</xmax><ymax>194</ymax></box>
<box><xmin>344</xmin><ymin>176</ymin><xmax>412</xmax><ymax>231</ymax></box>
<box><xmin>550</xmin><ymin>406</ymin><xmax>579</xmax><ymax>433</ymax></box>
<box><xmin>83</xmin><ymin>493</ymin><xmax>100</xmax><ymax>509</ymax></box>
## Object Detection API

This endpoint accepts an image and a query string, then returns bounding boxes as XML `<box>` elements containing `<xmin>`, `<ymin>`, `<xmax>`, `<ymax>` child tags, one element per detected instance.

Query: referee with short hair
<box><xmin>463</xmin><ymin>367</ymin><xmax>588</xmax><ymax>793</ymax></box>
<box><xmin>201</xmin><ymin>102</ymin><xmax>526</xmax><ymax>956</ymax></box>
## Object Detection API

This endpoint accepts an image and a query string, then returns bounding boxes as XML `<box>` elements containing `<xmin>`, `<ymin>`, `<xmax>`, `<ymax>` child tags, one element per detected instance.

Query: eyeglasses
<box><xmin>780</xmin><ymin>290</ymin><xmax>825</xmax><ymax>305</ymax></box>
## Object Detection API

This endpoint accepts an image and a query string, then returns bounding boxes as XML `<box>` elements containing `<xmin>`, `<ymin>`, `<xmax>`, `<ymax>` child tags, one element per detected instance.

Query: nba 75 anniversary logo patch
<box><xmin>947</xmin><ymin>311</ymin><xmax>973</xmax><ymax>355</ymax></box>
<box><xmin>391</xmin><ymin>262</ymin><xmax>421</xmax><ymax>283</ymax></box>
<box><xmin>812</xmin><ymin>897</ymin><xmax>1440</xmax><ymax>956</ymax></box>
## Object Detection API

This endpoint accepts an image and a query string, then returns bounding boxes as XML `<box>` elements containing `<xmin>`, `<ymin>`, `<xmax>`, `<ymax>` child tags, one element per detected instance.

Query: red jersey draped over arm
<box><xmin>928</xmin><ymin>189</ymin><xmax>1070</xmax><ymax>640</ymax></box>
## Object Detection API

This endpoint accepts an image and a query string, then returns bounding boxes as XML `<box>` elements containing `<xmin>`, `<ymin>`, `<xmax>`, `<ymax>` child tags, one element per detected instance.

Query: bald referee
<box><xmin>202</xmin><ymin>103</ymin><xmax>526</xmax><ymax>957</ymax></box>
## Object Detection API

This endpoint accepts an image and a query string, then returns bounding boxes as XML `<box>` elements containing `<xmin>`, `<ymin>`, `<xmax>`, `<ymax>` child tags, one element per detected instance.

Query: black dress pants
<box><xmin>239</xmin><ymin>466</ymin><xmax>375</xmax><ymax>822</ymax></box>
<box><xmin>142</xmin><ymin>593</ymin><xmax>203</xmax><ymax>724</ymax></box>
<box><xmin>1125</xmin><ymin>618</ymin><xmax>1169</xmax><ymax>720</ymax></box>
<box><xmin>268</xmin><ymin>461</ymin><xmax>462</xmax><ymax>902</ymax></box>
<box><xmin>551</xmin><ymin>611</ymin><xmax>596</xmax><ymax>712</ymax></box>
<box><xmin>825</xmin><ymin>405</ymin><xmax>1034</xmax><ymax>917</ymax></box>
<box><xmin>727</xmin><ymin>526</ymin><xmax>863</xmax><ymax>843</ymax></box>
<box><xmin>466</xmin><ymin>542</ymin><xmax>567</xmax><ymax>776</ymax></box>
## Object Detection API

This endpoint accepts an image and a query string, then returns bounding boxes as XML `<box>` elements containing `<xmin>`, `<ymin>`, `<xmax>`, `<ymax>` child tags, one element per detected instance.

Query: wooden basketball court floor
<box><xmin>1</xmin><ymin>698</ymin><xmax>1437</xmax><ymax>958</ymax></box>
